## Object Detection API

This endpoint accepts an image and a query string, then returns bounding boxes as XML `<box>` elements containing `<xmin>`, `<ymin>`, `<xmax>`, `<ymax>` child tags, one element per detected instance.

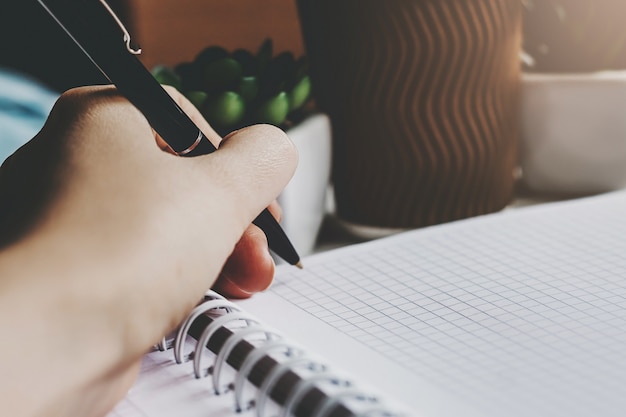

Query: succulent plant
<box><xmin>523</xmin><ymin>0</ymin><xmax>626</xmax><ymax>72</ymax></box>
<box><xmin>151</xmin><ymin>39</ymin><xmax>312</xmax><ymax>136</ymax></box>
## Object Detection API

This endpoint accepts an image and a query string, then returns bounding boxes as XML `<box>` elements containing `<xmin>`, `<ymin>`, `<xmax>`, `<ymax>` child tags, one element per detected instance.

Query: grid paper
<box><xmin>271</xmin><ymin>191</ymin><xmax>626</xmax><ymax>417</ymax></box>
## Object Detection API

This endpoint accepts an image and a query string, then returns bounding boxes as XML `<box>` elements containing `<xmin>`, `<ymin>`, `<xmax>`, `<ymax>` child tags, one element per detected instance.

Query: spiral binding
<box><xmin>155</xmin><ymin>290</ymin><xmax>403</xmax><ymax>417</ymax></box>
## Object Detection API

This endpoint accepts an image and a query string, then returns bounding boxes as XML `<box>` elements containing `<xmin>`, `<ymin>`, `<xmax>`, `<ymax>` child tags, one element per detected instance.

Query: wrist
<box><xmin>0</xmin><ymin>231</ymin><xmax>139</xmax><ymax>416</ymax></box>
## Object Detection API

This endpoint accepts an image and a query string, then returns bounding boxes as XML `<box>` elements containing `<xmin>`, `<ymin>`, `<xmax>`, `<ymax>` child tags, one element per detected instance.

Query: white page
<box><xmin>239</xmin><ymin>190</ymin><xmax>626</xmax><ymax>417</ymax></box>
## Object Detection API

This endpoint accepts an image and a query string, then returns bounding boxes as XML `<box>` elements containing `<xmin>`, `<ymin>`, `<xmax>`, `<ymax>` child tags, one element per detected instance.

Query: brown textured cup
<box><xmin>296</xmin><ymin>0</ymin><xmax>522</xmax><ymax>228</ymax></box>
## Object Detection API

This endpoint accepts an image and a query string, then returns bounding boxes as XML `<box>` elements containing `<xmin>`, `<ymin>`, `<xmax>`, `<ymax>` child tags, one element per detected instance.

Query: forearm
<box><xmin>0</xmin><ymin>230</ymin><xmax>156</xmax><ymax>417</ymax></box>
<box><xmin>0</xmin><ymin>86</ymin><xmax>296</xmax><ymax>416</ymax></box>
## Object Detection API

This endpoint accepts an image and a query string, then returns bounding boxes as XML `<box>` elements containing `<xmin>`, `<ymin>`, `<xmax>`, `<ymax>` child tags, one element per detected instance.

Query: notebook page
<box><xmin>240</xmin><ymin>190</ymin><xmax>626</xmax><ymax>417</ymax></box>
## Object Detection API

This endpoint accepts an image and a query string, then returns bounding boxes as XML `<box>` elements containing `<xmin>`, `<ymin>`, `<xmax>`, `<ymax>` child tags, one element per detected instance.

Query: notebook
<box><xmin>108</xmin><ymin>189</ymin><xmax>626</xmax><ymax>417</ymax></box>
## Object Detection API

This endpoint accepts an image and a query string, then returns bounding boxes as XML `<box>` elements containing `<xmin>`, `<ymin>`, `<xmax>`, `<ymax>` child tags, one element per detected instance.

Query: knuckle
<box><xmin>51</xmin><ymin>85</ymin><xmax>142</xmax><ymax>130</ymax></box>
<box><xmin>55</xmin><ymin>85</ymin><xmax>115</xmax><ymax>112</ymax></box>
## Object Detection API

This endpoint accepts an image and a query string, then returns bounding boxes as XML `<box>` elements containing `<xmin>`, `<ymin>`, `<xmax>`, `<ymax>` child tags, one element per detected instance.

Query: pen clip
<box><xmin>97</xmin><ymin>0</ymin><xmax>141</xmax><ymax>55</ymax></box>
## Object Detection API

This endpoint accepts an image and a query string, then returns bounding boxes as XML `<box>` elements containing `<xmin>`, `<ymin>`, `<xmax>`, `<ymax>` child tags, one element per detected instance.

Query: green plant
<box><xmin>523</xmin><ymin>0</ymin><xmax>626</xmax><ymax>72</ymax></box>
<box><xmin>151</xmin><ymin>39</ymin><xmax>312</xmax><ymax>136</ymax></box>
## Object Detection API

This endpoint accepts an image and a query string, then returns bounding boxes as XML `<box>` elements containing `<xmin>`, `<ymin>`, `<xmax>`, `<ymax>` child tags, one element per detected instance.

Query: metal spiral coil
<box><xmin>153</xmin><ymin>290</ymin><xmax>403</xmax><ymax>417</ymax></box>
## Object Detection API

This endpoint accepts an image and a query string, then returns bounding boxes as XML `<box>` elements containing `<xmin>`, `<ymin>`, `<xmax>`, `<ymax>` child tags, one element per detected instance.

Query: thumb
<box><xmin>194</xmin><ymin>124</ymin><xmax>298</xmax><ymax>230</ymax></box>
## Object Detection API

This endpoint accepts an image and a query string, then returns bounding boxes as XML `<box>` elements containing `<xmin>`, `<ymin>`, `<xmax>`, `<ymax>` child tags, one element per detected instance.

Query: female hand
<box><xmin>0</xmin><ymin>85</ymin><xmax>297</xmax><ymax>417</ymax></box>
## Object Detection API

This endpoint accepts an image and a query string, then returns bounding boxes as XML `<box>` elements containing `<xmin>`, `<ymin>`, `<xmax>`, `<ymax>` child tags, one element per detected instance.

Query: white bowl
<box><xmin>520</xmin><ymin>71</ymin><xmax>626</xmax><ymax>195</ymax></box>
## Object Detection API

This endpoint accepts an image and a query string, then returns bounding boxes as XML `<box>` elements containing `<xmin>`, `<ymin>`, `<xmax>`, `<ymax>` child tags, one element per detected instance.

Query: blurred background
<box><xmin>3</xmin><ymin>0</ymin><xmax>626</xmax><ymax>253</ymax></box>
<box><xmin>0</xmin><ymin>0</ymin><xmax>304</xmax><ymax>92</ymax></box>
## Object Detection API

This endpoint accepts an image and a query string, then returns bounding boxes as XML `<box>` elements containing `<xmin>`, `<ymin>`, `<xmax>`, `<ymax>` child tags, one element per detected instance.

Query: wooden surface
<box><xmin>129</xmin><ymin>0</ymin><xmax>305</xmax><ymax>69</ymax></box>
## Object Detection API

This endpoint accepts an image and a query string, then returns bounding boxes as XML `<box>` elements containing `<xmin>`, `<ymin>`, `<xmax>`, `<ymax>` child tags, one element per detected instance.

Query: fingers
<box><xmin>213</xmin><ymin>200</ymin><xmax>281</xmax><ymax>298</ymax></box>
<box><xmin>138</xmin><ymin>91</ymin><xmax>296</xmax><ymax>300</ymax></box>
<box><xmin>41</xmin><ymin>86</ymin><xmax>297</xmax><ymax>301</ymax></box>
<box><xmin>192</xmin><ymin>124</ymin><xmax>298</xmax><ymax>232</ymax></box>
<box><xmin>148</xmin><ymin>89</ymin><xmax>297</xmax><ymax>299</ymax></box>
<box><xmin>213</xmin><ymin>223</ymin><xmax>275</xmax><ymax>298</ymax></box>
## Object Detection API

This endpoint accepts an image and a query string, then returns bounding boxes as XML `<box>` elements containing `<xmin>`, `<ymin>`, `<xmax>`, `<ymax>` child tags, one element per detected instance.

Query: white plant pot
<box><xmin>520</xmin><ymin>71</ymin><xmax>626</xmax><ymax>195</ymax></box>
<box><xmin>278</xmin><ymin>113</ymin><xmax>332</xmax><ymax>257</ymax></box>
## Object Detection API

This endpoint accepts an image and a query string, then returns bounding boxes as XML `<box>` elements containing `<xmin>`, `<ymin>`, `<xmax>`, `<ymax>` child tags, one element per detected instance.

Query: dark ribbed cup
<box><xmin>296</xmin><ymin>0</ymin><xmax>522</xmax><ymax>228</ymax></box>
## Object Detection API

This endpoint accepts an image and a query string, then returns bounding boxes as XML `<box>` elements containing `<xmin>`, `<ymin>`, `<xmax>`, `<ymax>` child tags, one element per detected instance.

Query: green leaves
<box><xmin>184</xmin><ymin>91</ymin><xmax>208</xmax><ymax>109</ymax></box>
<box><xmin>150</xmin><ymin>38</ymin><xmax>313</xmax><ymax>136</ymax></box>
<box><xmin>255</xmin><ymin>91</ymin><xmax>290</xmax><ymax>125</ymax></box>
<box><xmin>204</xmin><ymin>91</ymin><xmax>246</xmax><ymax>127</ymax></box>
<box><xmin>203</xmin><ymin>58</ymin><xmax>243</xmax><ymax>91</ymax></box>
<box><xmin>238</xmin><ymin>76</ymin><xmax>259</xmax><ymax>102</ymax></box>
<box><xmin>289</xmin><ymin>75</ymin><xmax>311</xmax><ymax>111</ymax></box>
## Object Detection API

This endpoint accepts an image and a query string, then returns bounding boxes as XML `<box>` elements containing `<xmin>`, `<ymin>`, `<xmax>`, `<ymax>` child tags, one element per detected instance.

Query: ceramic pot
<box><xmin>278</xmin><ymin>113</ymin><xmax>332</xmax><ymax>256</ymax></box>
<box><xmin>296</xmin><ymin>0</ymin><xmax>522</xmax><ymax>228</ymax></box>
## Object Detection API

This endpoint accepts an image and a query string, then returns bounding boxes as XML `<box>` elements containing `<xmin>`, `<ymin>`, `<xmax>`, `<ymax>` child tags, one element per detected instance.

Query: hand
<box><xmin>0</xmin><ymin>85</ymin><xmax>286</xmax><ymax>299</ymax></box>
<box><xmin>152</xmin><ymin>87</ymin><xmax>287</xmax><ymax>299</ymax></box>
<box><xmin>0</xmin><ymin>85</ymin><xmax>297</xmax><ymax>417</ymax></box>
<box><xmin>214</xmin><ymin>199</ymin><xmax>285</xmax><ymax>298</ymax></box>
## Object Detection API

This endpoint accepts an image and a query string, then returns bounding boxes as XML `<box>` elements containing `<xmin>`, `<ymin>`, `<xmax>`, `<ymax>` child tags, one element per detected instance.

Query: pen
<box><xmin>37</xmin><ymin>0</ymin><xmax>302</xmax><ymax>268</ymax></box>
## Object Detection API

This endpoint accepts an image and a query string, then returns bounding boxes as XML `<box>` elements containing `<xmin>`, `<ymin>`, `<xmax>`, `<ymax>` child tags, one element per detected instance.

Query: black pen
<box><xmin>37</xmin><ymin>0</ymin><xmax>302</xmax><ymax>268</ymax></box>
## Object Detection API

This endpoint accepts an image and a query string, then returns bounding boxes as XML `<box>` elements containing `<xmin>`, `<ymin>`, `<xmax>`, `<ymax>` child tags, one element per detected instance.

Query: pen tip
<box><xmin>295</xmin><ymin>261</ymin><xmax>304</xmax><ymax>269</ymax></box>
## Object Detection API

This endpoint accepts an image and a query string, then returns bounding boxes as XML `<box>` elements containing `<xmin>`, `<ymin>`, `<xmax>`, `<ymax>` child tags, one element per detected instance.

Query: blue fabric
<box><xmin>0</xmin><ymin>68</ymin><xmax>59</xmax><ymax>163</ymax></box>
